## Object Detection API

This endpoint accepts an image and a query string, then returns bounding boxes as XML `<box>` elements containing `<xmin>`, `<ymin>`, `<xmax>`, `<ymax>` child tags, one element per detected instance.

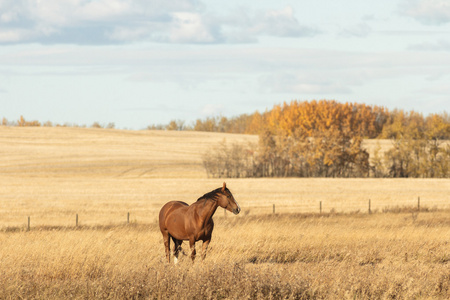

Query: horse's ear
<box><xmin>222</xmin><ymin>182</ymin><xmax>226</xmax><ymax>192</ymax></box>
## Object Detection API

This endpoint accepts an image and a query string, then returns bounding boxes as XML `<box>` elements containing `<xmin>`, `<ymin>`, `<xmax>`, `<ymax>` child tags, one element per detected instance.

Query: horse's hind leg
<box><xmin>162</xmin><ymin>232</ymin><xmax>171</xmax><ymax>263</ymax></box>
<box><xmin>172</xmin><ymin>238</ymin><xmax>183</xmax><ymax>264</ymax></box>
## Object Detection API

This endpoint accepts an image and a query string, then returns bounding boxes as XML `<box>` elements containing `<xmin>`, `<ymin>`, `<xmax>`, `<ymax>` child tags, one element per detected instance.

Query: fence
<box><xmin>17</xmin><ymin>196</ymin><xmax>436</xmax><ymax>232</ymax></box>
<box><xmin>255</xmin><ymin>196</ymin><xmax>424</xmax><ymax>215</ymax></box>
<box><xmin>24</xmin><ymin>212</ymin><xmax>134</xmax><ymax>232</ymax></box>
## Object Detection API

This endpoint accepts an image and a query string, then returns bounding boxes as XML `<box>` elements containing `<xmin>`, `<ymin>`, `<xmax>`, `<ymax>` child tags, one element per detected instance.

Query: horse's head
<box><xmin>217</xmin><ymin>182</ymin><xmax>241</xmax><ymax>215</ymax></box>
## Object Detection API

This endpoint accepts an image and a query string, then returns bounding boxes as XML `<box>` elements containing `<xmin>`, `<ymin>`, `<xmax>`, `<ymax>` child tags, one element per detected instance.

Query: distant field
<box><xmin>0</xmin><ymin>127</ymin><xmax>257</xmax><ymax>178</ymax></box>
<box><xmin>1</xmin><ymin>127</ymin><xmax>449</xmax><ymax>298</ymax></box>
<box><xmin>0</xmin><ymin>126</ymin><xmax>396</xmax><ymax>179</ymax></box>
<box><xmin>0</xmin><ymin>127</ymin><xmax>449</xmax><ymax>228</ymax></box>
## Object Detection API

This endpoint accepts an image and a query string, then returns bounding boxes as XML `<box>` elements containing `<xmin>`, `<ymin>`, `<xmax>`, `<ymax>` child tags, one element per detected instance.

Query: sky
<box><xmin>1</xmin><ymin>0</ymin><xmax>450</xmax><ymax>129</ymax></box>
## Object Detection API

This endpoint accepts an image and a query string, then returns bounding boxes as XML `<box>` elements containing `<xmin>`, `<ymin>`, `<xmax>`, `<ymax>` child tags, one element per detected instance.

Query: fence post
<box><xmin>320</xmin><ymin>201</ymin><xmax>322</xmax><ymax>214</ymax></box>
<box><xmin>27</xmin><ymin>216</ymin><xmax>30</xmax><ymax>231</ymax></box>
<box><xmin>418</xmin><ymin>197</ymin><xmax>420</xmax><ymax>212</ymax></box>
<box><xmin>127</xmin><ymin>212</ymin><xmax>130</xmax><ymax>224</ymax></box>
<box><xmin>273</xmin><ymin>204</ymin><xmax>275</xmax><ymax>214</ymax></box>
<box><xmin>368</xmin><ymin>199</ymin><xmax>372</xmax><ymax>214</ymax></box>
<box><xmin>76</xmin><ymin>214</ymin><xmax>78</xmax><ymax>227</ymax></box>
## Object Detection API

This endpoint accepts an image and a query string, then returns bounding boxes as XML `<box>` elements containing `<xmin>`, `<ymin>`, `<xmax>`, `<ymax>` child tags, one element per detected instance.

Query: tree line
<box><xmin>158</xmin><ymin>100</ymin><xmax>449</xmax><ymax>138</ymax></box>
<box><xmin>201</xmin><ymin>100</ymin><xmax>450</xmax><ymax>178</ymax></box>
<box><xmin>3</xmin><ymin>100</ymin><xmax>450</xmax><ymax>178</ymax></box>
<box><xmin>1</xmin><ymin>116</ymin><xmax>116</xmax><ymax>129</ymax></box>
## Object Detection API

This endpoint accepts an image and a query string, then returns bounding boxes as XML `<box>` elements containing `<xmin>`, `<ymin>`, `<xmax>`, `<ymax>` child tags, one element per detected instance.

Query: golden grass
<box><xmin>0</xmin><ymin>127</ymin><xmax>257</xmax><ymax>178</ymax></box>
<box><xmin>1</xmin><ymin>127</ymin><xmax>449</xmax><ymax>229</ymax></box>
<box><xmin>1</xmin><ymin>127</ymin><xmax>449</xmax><ymax>298</ymax></box>
<box><xmin>1</xmin><ymin>176</ymin><xmax>449</xmax><ymax>229</ymax></box>
<box><xmin>1</xmin><ymin>212</ymin><xmax>449</xmax><ymax>299</ymax></box>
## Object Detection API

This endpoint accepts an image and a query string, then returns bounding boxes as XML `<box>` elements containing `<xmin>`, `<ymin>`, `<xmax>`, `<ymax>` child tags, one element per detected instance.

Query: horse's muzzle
<box><xmin>232</xmin><ymin>207</ymin><xmax>241</xmax><ymax>215</ymax></box>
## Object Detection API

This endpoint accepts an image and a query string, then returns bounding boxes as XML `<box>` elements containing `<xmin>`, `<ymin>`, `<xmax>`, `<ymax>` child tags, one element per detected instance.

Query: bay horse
<box><xmin>158</xmin><ymin>182</ymin><xmax>240</xmax><ymax>263</ymax></box>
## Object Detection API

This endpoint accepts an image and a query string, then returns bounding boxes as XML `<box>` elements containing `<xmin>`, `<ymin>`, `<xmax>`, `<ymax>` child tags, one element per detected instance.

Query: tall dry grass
<box><xmin>1</xmin><ymin>212</ymin><xmax>449</xmax><ymax>299</ymax></box>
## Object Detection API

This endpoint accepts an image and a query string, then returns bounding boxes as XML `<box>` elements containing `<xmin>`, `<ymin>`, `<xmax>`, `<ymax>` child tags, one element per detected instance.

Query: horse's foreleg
<box><xmin>163</xmin><ymin>233</ymin><xmax>171</xmax><ymax>263</ymax></box>
<box><xmin>201</xmin><ymin>239</ymin><xmax>210</xmax><ymax>261</ymax></box>
<box><xmin>189</xmin><ymin>238</ymin><xmax>196</xmax><ymax>262</ymax></box>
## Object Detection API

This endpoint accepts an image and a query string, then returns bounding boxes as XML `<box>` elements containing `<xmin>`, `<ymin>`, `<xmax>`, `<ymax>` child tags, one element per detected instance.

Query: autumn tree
<box><xmin>381</xmin><ymin>111</ymin><xmax>450</xmax><ymax>178</ymax></box>
<box><xmin>166</xmin><ymin>120</ymin><xmax>185</xmax><ymax>131</ymax></box>
<box><xmin>203</xmin><ymin>140</ymin><xmax>255</xmax><ymax>178</ymax></box>
<box><xmin>264</xmin><ymin>100</ymin><xmax>388</xmax><ymax>139</ymax></box>
<box><xmin>192</xmin><ymin>113</ymin><xmax>266</xmax><ymax>134</ymax></box>
<box><xmin>2</xmin><ymin>117</ymin><xmax>9</xmax><ymax>126</ymax></box>
<box><xmin>17</xmin><ymin>115</ymin><xmax>41</xmax><ymax>127</ymax></box>
<box><xmin>252</xmin><ymin>101</ymin><xmax>375</xmax><ymax>177</ymax></box>
<box><xmin>202</xmin><ymin>100</ymin><xmax>392</xmax><ymax>178</ymax></box>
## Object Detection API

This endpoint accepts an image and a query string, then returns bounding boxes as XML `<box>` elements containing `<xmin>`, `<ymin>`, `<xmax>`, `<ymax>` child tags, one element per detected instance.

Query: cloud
<box><xmin>400</xmin><ymin>0</ymin><xmax>450</xmax><ymax>25</ymax></box>
<box><xmin>223</xmin><ymin>6</ymin><xmax>319</xmax><ymax>43</ymax></box>
<box><xmin>408</xmin><ymin>39</ymin><xmax>450</xmax><ymax>52</ymax></box>
<box><xmin>168</xmin><ymin>12</ymin><xmax>222</xmax><ymax>44</ymax></box>
<box><xmin>4</xmin><ymin>45</ymin><xmax>450</xmax><ymax>90</ymax></box>
<box><xmin>0</xmin><ymin>0</ymin><xmax>203</xmax><ymax>44</ymax></box>
<box><xmin>252</xmin><ymin>46</ymin><xmax>450</xmax><ymax>97</ymax></box>
<box><xmin>251</xmin><ymin>6</ymin><xmax>318</xmax><ymax>38</ymax></box>
<box><xmin>201</xmin><ymin>104</ymin><xmax>225</xmax><ymax>116</ymax></box>
<box><xmin>0</xmin><ymin>1</ymin><xmax>317</xmax><ymax>45</ymax></box>
<box><xmin>417</xmin><ymin>83</ymin><xmax>450</xmax><ymax>95</ymax></box>
<box><xmin>339</xmin><ymin>22</ymin><xmax>372</xmax><ymax>38</ymax></box>
<box><xmin>258</xmin><ymin>72</ymin><xmax>352</xmax><ymax>95</ymax></box>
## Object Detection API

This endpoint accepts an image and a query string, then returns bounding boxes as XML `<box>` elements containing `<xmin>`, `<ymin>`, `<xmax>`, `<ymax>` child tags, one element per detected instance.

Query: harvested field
<box><xmin>0</xmin><ymin>127</ymin><xmax>449</xmax><ymax>299</ymax></box>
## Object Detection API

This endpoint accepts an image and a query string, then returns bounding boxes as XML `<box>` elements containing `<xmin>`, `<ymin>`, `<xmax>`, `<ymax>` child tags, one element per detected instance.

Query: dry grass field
<box><xmin>1</xmin><ymin>213</ymin><xmax>449</xmax><ymax>299</ymax></box>
<box><xmin>1</xmin><ymin>127</ymin><xmax>449</xmax><ymax>299</ymax></box>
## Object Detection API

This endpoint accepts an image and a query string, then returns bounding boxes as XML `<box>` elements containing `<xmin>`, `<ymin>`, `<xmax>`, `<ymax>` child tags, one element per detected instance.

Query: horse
<box><xmin>158</xmin><ymin>182</ymin><xmax>241</xmax><ymax>263</ymax></box>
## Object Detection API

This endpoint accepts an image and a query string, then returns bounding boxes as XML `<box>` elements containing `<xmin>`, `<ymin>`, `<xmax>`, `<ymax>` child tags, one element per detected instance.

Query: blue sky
<box><xmin>1</xmin><ymin>0</ymin><xmax>450</xmax><ymax>129</ymax></box>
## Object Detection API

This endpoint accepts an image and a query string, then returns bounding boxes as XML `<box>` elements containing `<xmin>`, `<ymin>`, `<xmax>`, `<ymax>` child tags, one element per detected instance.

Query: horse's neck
<box><xmin>196</xmin><ymin>198</ymin><xmax>218</xmax><ymax>224</ymax></box>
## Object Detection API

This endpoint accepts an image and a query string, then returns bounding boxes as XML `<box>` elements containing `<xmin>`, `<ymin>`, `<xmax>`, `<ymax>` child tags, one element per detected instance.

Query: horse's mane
<box><xmin>197</xmin><ymin>187</ymin><xmax>228</xmax><ymax>202</ymax></box>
